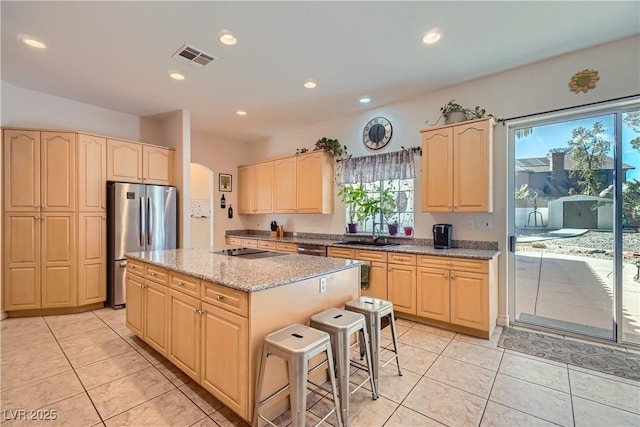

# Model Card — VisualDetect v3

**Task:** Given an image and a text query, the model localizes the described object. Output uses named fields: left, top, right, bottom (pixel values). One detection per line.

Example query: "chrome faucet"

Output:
left=372, top=222, right=382, bottom=242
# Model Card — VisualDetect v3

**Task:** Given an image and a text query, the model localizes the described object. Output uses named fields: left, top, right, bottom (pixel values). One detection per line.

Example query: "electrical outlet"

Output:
left=477, top=220, right=491, bottom=229
left=319, top=277, right=327, bottom=294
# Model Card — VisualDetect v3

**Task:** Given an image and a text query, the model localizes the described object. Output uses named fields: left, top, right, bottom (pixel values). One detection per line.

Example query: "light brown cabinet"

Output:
left=387, top=263, right=416, bottom=315
left=77, top=134, right=107, bottom=212
left=168, top=290, right=202, bottom=382
left=201, top=300, right=248, bottom=416
left=107, top=139, right=173, bottom=184
left=144, top=279, right=170, bottom=354
left=125, top=271, right=145, bottom=337
left=274, top=157, right=296, bottom=213
left=41, top=213, right=77, bottom=308
left=237, top=165, right=255, bottom=214
left=238, top=150, right=334, bottom=215
left=3, top=130, right=76, bottom=212
left=421, top=118, right=493, bottom=212
left=77, top=213, right=106, bottom=305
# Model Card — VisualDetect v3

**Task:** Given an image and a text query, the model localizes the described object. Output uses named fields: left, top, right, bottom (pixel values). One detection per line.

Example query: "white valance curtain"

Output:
left=339, top=150, right=415, bottom=184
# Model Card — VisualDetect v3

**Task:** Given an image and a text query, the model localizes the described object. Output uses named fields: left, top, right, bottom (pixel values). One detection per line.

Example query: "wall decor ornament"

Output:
left=569, top=69, right=599, bottom=93
left=219, top=173, right=232, bottom=192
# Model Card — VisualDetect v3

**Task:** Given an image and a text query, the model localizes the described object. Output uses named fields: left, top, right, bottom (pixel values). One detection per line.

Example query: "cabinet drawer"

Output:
left=202, top=281, right=248, bottom=317
left=417, top=256, right=488, bottom=273
left=388, top=253, right=416, bottom=265
left=170, top=271, right=201, bottom=298
left=241, top=239, right=257, bottom=247
left=354, top=249, right=388, bottom=263
left=327, top=247, right=355, bottom=259
left=257, top=240, right=277, bottom=250
left=276, top=242, right=297, bottom=253
left=126, top=259, right=145, bottom=277
left=146, top=264, right=168, bottom=284
left=226, top=237, right=242, bottom=246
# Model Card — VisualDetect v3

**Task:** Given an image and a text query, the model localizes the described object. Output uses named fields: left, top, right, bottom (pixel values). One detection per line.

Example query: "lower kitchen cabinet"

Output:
left=387, top=264, right=416, bottom=315
left=125, top=273, right=145, bottom=337
left=168, top=290, right=201, bottom=382
left=144, top=280, right=169, bottom=354
left=417, top=267, right=450, bottom=322
left=77, top=213, right=106, bottom=306
left=450, top=271, right=488, bottom=330
left=361, top=261, right=388, bottom=300
left=201, top=301, right=248, bottom=416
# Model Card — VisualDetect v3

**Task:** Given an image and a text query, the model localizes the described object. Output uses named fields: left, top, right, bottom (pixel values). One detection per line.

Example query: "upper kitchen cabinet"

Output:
left=238, top=150, right=334, bottom=215
left=77, top=134, right=107, bottom=211
left=273, top=157, right=296, bottom=213
left=3, top=129, right=76, bottom=212
left=107, top=139, right=143, bottom=183
left=107, top=139, right=174, bottom=185
left=296, top=151, right=334, bottom=214
left=238, top=165, right=256, bottom=214
left=143, top=145, right=174, bottom=185
left=421, top=117, right=494, bottom=212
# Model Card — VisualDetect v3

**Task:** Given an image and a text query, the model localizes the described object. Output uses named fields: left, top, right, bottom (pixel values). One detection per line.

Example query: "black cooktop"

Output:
left=214, top=247, right=287, bottom=259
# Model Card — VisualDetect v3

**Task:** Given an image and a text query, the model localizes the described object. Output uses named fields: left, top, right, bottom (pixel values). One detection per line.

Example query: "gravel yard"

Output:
left=516, top=229, right=640, bottom=262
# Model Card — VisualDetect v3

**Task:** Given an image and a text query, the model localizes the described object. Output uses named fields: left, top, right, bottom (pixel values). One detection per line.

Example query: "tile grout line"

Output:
left=477, top=347, right=506, bottom=426
left=567, top=362, right=577, bottom=427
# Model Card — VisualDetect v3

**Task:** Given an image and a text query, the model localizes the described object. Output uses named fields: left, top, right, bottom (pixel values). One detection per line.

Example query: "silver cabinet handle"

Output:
left=443, top=274, right=448, bottom=279
left=150, top=271, right=156, bottom=277
left=40, top=204, right=45, bottom=208
left=450, top=276, right=455, bottom=280
left=216, top=295, right=223, bottom=301
left=34, top=216, right=39, bottom=220
left=178, top=281, right=184, bottom=287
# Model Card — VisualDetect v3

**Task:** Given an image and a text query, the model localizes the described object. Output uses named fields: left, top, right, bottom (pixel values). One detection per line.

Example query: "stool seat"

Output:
left=253, top=324, right=342, bottom=427
left=310, top=307, right=367, bottom=331
left=345, top=297, right=402, bottom=396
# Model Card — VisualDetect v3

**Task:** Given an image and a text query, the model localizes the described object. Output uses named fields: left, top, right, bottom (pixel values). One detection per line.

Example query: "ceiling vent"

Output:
left=171, top=44, right=215, bottom=67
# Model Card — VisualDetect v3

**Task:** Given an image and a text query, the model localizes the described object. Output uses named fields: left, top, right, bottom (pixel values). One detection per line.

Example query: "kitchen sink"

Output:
left=336, top=240, right=400, bottom=247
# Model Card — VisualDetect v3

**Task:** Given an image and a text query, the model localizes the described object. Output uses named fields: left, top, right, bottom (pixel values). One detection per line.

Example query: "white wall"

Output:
left=238, top=35, right=640, bottom=324
left=1, top=81, right=164, bottom=143
left=190, top=163, right=213, bottom=248
left=190, top=130, right=251, bottom=248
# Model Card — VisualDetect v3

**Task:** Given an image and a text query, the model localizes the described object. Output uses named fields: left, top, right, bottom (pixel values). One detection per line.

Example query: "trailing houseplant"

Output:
left=314, top=137, right=348, bottom=158
left=430, top=99, right=496, bottom=125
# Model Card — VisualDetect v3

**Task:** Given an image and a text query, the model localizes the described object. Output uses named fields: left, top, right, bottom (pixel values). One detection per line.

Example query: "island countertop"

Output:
left=125, top=248, right=362, bottom=293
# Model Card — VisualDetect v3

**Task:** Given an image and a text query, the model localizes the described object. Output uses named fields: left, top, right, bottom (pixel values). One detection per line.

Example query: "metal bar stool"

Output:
left=252, top=324, right=342, bottom=427
left=344, top=297, right=403, bottom=396
left=310, top=308, right=377, bottom=427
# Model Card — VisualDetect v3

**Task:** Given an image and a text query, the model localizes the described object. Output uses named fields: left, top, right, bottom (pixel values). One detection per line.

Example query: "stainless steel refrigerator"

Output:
left=107, top=182, right=177, bottom=308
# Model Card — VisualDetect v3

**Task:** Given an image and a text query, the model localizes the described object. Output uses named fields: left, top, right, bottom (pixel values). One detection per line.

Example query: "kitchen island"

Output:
left=124, top=248, right=361, bottom=423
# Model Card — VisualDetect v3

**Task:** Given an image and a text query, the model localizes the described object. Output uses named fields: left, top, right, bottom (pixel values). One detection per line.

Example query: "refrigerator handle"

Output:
left=139, top=197, right=144, bottom=246
left=147, top=196, right=152, bottom=246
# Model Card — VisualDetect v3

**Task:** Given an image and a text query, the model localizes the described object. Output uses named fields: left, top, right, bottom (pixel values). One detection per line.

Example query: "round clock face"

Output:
left=363, top=117, right=392, bottom=150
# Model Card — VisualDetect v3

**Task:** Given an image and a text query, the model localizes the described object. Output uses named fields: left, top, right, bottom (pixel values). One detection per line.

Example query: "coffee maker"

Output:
left=433, top=224, right=453, bottom=249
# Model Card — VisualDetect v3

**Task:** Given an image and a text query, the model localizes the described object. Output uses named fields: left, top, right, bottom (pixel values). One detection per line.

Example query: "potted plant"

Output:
left=338, top=183, right=370, bottom=233
left=378, top=181, right=398, bottom=235
left=402, top=213, right=414, bottom=236
left=438, top=99, right=494, bottom=125
left=315, top=137, right=348, bottom=158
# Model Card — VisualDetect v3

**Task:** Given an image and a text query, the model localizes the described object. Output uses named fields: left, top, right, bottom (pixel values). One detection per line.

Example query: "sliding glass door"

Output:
left=510, top=103, right=640, bottom=345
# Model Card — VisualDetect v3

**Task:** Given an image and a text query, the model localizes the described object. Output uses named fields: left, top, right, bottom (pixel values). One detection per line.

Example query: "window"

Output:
left=339, top=149, right=416, bottom=236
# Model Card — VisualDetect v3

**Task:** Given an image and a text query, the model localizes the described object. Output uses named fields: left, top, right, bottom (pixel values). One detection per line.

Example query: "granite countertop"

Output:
left=228, top=234, right=500, bottom=260
left=126, top=248, right=363, bottom=293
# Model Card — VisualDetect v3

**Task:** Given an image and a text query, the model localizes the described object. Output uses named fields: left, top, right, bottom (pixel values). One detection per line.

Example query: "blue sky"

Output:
left=515, top=112, right=640, bottom=181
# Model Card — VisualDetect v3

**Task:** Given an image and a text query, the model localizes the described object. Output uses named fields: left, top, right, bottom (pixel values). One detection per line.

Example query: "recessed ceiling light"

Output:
left=304, top=79, right=317, bottom=89
left=422, top=30, right=441, bottom=44
left=359, top=97, right=371, bottom=104
left=22, top=37, right=46, bottom=49
left=218, top=30, right=237, bottom=46
left=169, top=72, right=185, bottom=80
left=236, top=110, right=247, bottom=116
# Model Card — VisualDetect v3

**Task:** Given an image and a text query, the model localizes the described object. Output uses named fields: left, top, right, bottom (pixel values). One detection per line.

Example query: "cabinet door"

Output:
left=296, top=151, right=333, bottom=214
left=387, top=264, right=416, bottom=315
left=143, top=146, right=173, bottom=185
left=201, top=301, right=248, bottom=419
left=78, top=213, right=106, bottom=305
left=361, top=261, right=388, bottom=300
left=145, top=280, right=169, bottom=355
left=41, top=213, right=76, bottom=308
left=77, top=134, right=107, bottom=211
left=3, top=129, right=40, bottom=212
left=107, top=139, right=143, bottom=183
left=125, top=272, right=145, bottom=336
left=237, top=165, right=255, bottom=214
left=168, top=290, right=201, bottom=381
left=450, top=271, right=489, bottom=331
left=421, top=127, right=453, bottom=212
left=453, top=120, right=492, bottom=212
left=274, top=157, right=296, bottom=213
left=254, top=161, right=274, bottom=213
left=416, top=267, right=450, bottom=322
left=41, top=132, right=76, bottom=211
left=3, top=213, right=40, bottom=310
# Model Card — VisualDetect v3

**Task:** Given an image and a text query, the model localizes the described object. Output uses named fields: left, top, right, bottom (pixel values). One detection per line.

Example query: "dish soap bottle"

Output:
left=228, top=204, right=233, bottom=219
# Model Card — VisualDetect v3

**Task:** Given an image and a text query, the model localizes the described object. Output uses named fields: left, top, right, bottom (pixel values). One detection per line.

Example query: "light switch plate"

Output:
left=319, top=277, right=327, bottom=294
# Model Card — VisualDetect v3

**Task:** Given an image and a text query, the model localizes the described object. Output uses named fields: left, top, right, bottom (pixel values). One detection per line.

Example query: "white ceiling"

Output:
left=2, top=1, right=639, bottom=143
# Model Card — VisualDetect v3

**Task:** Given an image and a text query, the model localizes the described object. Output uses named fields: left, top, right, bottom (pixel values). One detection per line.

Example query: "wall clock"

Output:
left=363, top=117, right=392, bottom=150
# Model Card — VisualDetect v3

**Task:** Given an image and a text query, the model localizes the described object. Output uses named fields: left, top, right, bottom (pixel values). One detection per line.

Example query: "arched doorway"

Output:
left=190, top=163, right=214, bottom=248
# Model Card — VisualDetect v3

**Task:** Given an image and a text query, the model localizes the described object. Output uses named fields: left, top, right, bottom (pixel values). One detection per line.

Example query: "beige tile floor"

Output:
left=1, top=309, right=639, bottom=426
